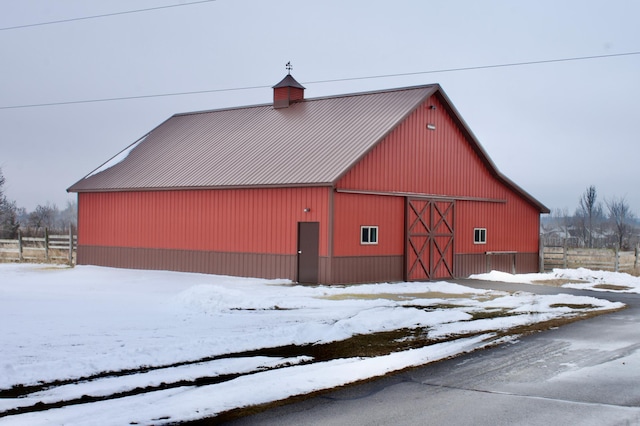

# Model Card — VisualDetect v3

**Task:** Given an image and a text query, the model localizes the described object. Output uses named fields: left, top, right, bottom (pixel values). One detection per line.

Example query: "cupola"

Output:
left=273, top=62, right=305, bottom=109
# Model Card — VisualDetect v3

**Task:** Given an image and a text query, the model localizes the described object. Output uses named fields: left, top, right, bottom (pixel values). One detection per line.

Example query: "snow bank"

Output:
left=470, top=268, right=640, bottom=293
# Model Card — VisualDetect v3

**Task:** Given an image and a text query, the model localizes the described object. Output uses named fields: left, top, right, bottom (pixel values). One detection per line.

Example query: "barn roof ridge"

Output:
left=328, top=84, right=439, bottom=184
left=172, top=83, right=440, bottom=118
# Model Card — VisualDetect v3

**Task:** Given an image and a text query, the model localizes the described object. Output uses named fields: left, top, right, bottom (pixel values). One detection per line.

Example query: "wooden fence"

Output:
left=541, top=244, right=639, bottom=273
left=0, top=228, right=76, bottom=265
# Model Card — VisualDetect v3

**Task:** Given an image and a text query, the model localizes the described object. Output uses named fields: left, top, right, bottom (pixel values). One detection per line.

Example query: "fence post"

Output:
left=614, top=246, right=619, bottom=272
left=18, top=230, right=23, bottom=262
left=563, top=238, right=568, bottom=269
left=635, top=244, right=638, bottom=270
left=68, top=225, right=73, bottom=265
left=44, top=227, right=49, bottom=262
left=539, top=238, right=544, bottom=272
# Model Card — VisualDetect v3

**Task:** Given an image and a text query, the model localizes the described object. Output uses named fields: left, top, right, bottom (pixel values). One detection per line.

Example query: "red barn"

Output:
left=68, top=74, right=549, bottom=284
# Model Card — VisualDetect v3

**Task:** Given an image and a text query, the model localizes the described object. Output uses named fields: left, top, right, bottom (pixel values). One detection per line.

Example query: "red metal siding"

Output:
left=337, top=95, right=506, bottom=200
left=455, top=190, right=540, bottom=253
left=274, top=87, right=304, bottom=102
left=333, top=192, right=404, bottom=257
left=78, top=187, right=330, bottom=256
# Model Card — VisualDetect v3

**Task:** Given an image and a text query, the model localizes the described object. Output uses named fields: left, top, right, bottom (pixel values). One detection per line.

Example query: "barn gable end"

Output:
left=331, top=93, right=545, bottom=282
left=337, top=94, right=505, bottom=198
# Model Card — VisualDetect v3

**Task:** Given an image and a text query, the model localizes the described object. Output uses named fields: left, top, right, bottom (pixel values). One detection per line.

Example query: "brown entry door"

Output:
left=297, top=222, right=319, bottom=284
left=406, top=199, right=455, bottom=281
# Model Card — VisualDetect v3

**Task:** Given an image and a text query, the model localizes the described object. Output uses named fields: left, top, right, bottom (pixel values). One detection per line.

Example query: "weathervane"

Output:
left=285, top=61, right=292, bottom=75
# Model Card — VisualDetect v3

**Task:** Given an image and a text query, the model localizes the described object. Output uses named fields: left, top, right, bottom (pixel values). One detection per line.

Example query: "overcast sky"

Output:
left=1, top=0, right=639, bottom=215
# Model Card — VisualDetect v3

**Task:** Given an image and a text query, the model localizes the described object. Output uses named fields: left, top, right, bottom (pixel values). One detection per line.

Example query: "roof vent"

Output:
left=273, top=62, right=305, bottom=109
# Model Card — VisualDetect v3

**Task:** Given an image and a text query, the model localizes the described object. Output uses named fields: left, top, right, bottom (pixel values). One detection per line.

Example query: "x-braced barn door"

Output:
left=406, top=198, right=455, bottom=281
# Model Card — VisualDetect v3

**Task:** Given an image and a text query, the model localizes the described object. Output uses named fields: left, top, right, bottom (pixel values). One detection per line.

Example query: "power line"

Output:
left=305, top=51, right=640, bottom=85
left=0, top=0, right=217, bottom=31
left=1, top=51, right=638, bottom=110
left=0, top=85, right=271, bottom=110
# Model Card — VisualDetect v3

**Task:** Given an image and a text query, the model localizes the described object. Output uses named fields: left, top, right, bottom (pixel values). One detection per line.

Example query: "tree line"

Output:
left=0, top=168, right=77, bottom=239
left=542, top=185, right=639, bottom=250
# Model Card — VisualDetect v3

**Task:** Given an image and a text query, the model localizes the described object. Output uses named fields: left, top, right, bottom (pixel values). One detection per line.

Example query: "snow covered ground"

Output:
left=0, top=264, right=626, bottom=425
left=471, top=267, right=640, bottom=293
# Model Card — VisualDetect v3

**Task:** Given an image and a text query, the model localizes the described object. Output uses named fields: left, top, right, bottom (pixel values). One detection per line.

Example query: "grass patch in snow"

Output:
left=468, top=308, right=517, bottom=320
left=307, top=328, right=434, bottom=359
left=531, top=278, right=587, bottom=286
left=321, top=292, right=478, bottom=301
left=592, top=284, right=633, bottom=291
left=549, top=303, right=598, bottom=310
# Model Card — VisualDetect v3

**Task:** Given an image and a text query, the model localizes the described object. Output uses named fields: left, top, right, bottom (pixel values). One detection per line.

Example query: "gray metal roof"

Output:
left=67, top=83, right=548, bottom=213
left=68, top=85, right=438, bottom=192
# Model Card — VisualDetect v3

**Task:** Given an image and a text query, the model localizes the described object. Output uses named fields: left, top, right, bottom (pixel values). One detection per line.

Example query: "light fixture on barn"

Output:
left=303, top=208, right=311, bottom=213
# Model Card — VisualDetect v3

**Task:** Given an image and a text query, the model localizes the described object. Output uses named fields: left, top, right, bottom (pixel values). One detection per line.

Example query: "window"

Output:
left=361, top=226, right=378, bottom=245
left=474, top=228, right=487, bottom=244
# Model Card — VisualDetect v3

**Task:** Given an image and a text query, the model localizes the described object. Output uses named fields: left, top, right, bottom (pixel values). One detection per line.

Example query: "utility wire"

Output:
left=0, top=85, right=270, bottom=110
left=1, top=51, right=639, bottom=110
left=304, top=51, right=640, bottom=85
left=0, top=0, right=217, bottom=31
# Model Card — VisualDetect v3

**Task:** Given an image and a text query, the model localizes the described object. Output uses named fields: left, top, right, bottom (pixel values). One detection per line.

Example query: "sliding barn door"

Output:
left=406, top=198, right=455, bottom=281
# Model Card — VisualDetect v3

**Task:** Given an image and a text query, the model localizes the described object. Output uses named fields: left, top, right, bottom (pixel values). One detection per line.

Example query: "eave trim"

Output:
left=69, top=182, right=334, bottom=193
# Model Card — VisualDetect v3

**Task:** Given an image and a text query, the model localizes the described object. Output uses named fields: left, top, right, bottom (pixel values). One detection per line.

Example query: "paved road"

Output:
left=226, top=281, right=640, bottom=425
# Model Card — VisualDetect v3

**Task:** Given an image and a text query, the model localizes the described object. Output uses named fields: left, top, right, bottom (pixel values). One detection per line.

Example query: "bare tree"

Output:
left=605, top=196, right=635, bottom=250
left=576, top=185, right=602, bottom=248
left=28, top=203, right=59, bottom=235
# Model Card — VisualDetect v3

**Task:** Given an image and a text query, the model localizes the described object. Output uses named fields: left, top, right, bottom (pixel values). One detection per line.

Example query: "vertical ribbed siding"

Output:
left=331, top=256, right=404, bottom=284
left=274, top=87, right=304, bottom=102
left=78, top=187, right=330, bottom=256
left=77, top=246, right=298, bottom=280
left=455, top=191, right=540, bottom=253
left=454, top=254, right=487, bottom=276
left=336, top=95, right=506, bottom=200
left=454, top=252, right=539, bottom=277
left=332, top=192, right=405, bottom=257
